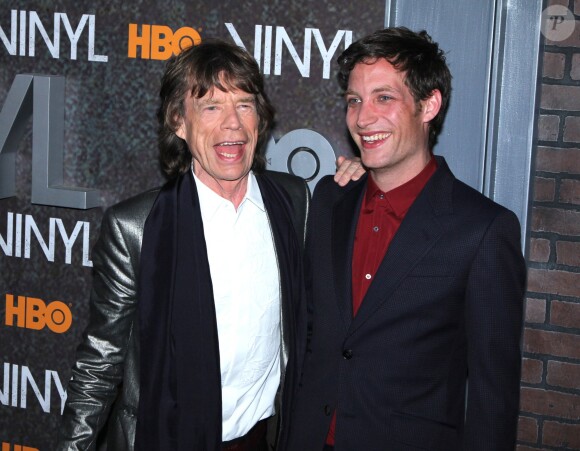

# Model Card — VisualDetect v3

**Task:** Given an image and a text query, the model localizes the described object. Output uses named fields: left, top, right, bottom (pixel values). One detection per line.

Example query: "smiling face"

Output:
left=176, top=85, right=259, bottom=196
left=345, top=58, right=441, bottom=192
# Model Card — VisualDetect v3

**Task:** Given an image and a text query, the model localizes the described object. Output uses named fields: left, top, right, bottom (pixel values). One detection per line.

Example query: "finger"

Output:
left=334, top=156, right=351, bottom=184
left=335, top=160, right=358, bottom=186
left=351, top=161, right=365, bottom=181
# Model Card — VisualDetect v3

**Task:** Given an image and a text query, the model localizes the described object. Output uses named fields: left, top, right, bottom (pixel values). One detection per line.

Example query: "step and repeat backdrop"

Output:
left=0, top=1, right=385, bottom=449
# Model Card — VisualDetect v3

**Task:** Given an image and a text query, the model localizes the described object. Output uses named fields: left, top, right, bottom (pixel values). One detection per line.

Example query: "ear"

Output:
left=421, top=89, right=442, bottom=124
left=175, top=114, right=186, bottom=140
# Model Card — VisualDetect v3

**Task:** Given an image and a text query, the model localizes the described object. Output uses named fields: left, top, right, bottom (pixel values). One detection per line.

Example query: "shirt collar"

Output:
left=244, top=172, right=266, bottom=211
left=364, top=156, right=437, bottom=218
left=192, top=169, right=265, bottom=217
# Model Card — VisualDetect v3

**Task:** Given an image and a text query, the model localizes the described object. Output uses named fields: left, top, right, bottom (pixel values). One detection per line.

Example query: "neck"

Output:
left=192, top=164, right=250, bottom=210
left=370, top=152, right=432, bottom=193
left=194, top=171, right=249, bottom=210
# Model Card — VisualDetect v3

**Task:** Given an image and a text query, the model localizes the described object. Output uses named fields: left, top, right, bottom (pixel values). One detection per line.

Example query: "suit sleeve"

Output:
left=57, top=207, right=138, bottom=451
left=464, top=209, right=526, bottom=450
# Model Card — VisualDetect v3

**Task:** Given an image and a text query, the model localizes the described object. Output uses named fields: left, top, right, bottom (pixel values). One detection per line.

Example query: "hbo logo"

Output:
left=265, top=129, right=337, bottom=191
left=128, top=24, right=202, bottom=60
left=5, top=294, right=72, bottom=333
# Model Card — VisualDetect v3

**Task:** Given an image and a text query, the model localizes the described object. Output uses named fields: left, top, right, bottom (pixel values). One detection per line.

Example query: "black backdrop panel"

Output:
left=0, top=1, right=385, bottom=449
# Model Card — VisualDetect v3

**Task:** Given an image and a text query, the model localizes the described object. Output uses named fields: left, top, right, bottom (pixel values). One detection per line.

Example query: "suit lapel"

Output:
left=256, top=173, right=301, bottom=363
left=348, top=158, right=454, bottom=335
left=331, top=176, right=367, bottom=331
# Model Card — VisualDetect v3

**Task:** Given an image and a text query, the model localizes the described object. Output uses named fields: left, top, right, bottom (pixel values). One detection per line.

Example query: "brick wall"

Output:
left=517, top=1, right=580, bottom=449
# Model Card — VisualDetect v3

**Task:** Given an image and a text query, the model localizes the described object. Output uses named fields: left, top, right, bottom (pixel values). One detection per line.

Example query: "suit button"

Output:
left=324, top=405, right=332, bottom=416
left=343, top=349, right=353, bottom=360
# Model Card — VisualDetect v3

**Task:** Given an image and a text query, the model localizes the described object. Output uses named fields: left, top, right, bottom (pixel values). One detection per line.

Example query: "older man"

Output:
left=58, top=39, right=314, bottom=451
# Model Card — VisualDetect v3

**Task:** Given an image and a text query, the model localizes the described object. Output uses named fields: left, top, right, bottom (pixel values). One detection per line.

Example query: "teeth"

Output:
left=362, top=133, right=390, bottom=143
left=216, top=141, right=244, bottom=158
left=219, top=141, right=244, bottom=146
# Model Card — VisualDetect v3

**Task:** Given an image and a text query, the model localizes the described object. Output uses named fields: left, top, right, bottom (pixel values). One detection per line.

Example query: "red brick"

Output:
left=519, top=387, right=580, bottom=419
left=525, top=297, right=547, bottom=323
left=551, top=300, right=580, bottom=328
left=564, top=116, right=580, bottom=142
left=547, top=360, right=580, bottom=389
left=531, top=207, right=580, bottom=236
left=536, top=147, right=580, bottom=174
left=544, top=52, right=565, bottom=79
left=517, top=415, right=538, bottom=443
left=572, top=53, right=580, bottom=80
left=556, top=240, right=580, bottom=266
left=533, top=177, right=556, bottom=202
left=516, top=446, right=549, bottom=451
left=523, top=328, right=580, bottom=359
left=538, top=115, right=560, bottom=141
left=521, top=357, right=544, bottom=384
left=576, top=0, right=580, bottom=14
left=559, top=178, right=580, bottom=204
left=543, top=420, right=580, bottom=448
left=529, top=238, right=551, bottom=263
left=541, top=85, right=580, bottom=110
left=527, top=268, right=580, bottom=298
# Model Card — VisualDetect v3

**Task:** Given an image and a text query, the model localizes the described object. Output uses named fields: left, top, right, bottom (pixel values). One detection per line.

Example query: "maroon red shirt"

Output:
left=326, top=156, right=437, bottom=445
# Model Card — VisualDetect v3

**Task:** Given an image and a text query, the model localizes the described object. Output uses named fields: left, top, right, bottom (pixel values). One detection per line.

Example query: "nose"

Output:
left=356, top=102, right=377, bottom=129
left=222, top=104, right=242, bottom=130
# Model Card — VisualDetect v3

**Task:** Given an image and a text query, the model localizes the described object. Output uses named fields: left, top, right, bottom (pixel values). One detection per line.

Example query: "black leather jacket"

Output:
left=57, top=171, right=309, bottom=451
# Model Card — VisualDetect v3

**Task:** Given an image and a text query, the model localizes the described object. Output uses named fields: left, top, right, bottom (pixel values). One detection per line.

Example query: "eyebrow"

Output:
left=198, top=98, right=221, bottom=106
left=344, top=85, right=397, bottom=97
left=197, top=95, right=256, bottom=106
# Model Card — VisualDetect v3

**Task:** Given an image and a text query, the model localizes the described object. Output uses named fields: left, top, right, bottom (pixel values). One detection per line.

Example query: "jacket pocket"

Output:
left=390, top=411, right=459, bottom=451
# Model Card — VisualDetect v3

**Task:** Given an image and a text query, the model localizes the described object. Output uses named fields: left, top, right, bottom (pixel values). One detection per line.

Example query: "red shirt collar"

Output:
left=364, top=156, right=438, bottom=217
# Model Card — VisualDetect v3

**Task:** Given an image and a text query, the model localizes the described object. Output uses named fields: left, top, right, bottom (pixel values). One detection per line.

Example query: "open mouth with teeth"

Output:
left=361, top=133, right=391, bottom=144
left=215, top=141, right=245, bottom=158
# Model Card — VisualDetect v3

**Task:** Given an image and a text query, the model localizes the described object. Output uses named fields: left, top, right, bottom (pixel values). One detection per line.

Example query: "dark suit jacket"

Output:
left=287, top=156, right=526, bottom=451
left=58, top=170, right=309, bottom=451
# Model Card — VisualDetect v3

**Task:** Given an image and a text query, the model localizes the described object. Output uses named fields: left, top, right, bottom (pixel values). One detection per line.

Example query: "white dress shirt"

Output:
left=194, top=172, right=281, bottom=441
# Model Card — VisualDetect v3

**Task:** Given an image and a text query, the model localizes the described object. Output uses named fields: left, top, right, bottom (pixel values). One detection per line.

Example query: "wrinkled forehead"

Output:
left=189, top=70, right=254, bottom=99
left=188, top=87, right=255, bottom=107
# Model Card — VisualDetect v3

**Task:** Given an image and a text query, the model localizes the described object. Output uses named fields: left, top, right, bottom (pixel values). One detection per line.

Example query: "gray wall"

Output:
left=386, top=0, right=542, bottom=250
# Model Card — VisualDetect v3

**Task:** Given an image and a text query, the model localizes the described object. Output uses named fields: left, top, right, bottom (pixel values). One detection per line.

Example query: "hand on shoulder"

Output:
left=334, top=155, right=365, bottom=186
